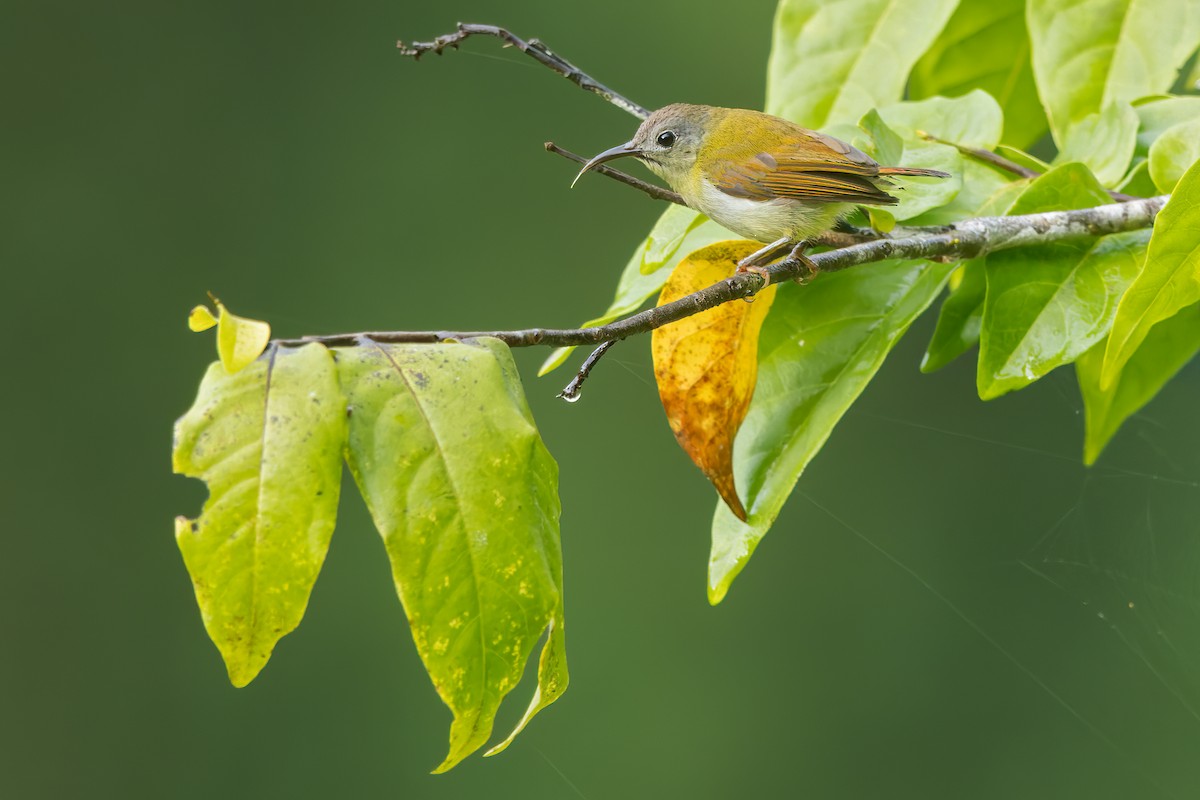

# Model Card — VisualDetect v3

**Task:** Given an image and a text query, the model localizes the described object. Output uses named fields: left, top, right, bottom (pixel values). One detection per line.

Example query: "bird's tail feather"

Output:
left=877, top=166, right=951, bottom=178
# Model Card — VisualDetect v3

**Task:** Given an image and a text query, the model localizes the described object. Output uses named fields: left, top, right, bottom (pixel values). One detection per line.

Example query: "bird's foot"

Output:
left=735, top=263, right=773, bottom=299
left=789, top=243, right=819, bottom=284
left=736, top=237, right=793, bottom=270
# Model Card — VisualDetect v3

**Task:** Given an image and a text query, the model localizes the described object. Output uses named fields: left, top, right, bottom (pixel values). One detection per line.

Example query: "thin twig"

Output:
left=917, top=130, right=1140, bottom=201
left=918, top=130, right=1041, bottom=180
left=545, top=142, right=683, bottom=204
left=398, top=23, right=649, bottom=120
left=276, top=196, right=1167, bottom=350
left=557, top=341, right=618, bottom=401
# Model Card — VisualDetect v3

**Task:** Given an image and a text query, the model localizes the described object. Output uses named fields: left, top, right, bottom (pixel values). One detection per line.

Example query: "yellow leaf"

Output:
left=188, top=304, right=219, bottom=332
left=652, top=241, right=777, bottom=521
left=215, top=300, right=271, bottom=374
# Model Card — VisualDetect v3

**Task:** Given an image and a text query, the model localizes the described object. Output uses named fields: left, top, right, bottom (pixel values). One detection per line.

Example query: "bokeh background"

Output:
left=5, top=1, right=1200, bottom=798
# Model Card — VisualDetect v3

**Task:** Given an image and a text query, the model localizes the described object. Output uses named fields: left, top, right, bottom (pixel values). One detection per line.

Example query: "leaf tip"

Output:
left=712, top=474, right=748, bottom=522
left=538, top=347, right=573, bottom=377
left=225, top=658, right=265, bottom=689
left=706, top=583, right=727, bottom=606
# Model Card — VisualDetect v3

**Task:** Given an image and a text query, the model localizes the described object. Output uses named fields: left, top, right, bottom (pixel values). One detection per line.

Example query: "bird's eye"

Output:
left=656, top=130, right=677, bottom=148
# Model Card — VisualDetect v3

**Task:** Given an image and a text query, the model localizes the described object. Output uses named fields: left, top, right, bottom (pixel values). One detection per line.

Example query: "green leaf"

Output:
left=766, top=0, right=960, bottom=128
left=1117, top=159, right=1158, bottom=197
left=908, top=158, right=1023, bottom=226
left=1078, top=303, right=1200, bottom=464
left=339, top=338, right=564, bottom=772
left=1055, top=101, right=1140, bottom=187
left=1148, top=117, right=1200, bottom=192
left=977, top=163, right=1144, bottom=399
left=1103, top=159, right=1200, bottom=387
left=883, top=141, right=963, bottom=221
left=921, top=259, right=986, bottom=372
left=859, top=109, right=903, bottom=166
left=1028, top=0, right=1200, bottom=146
left=1134, top=95, right=1200, bottom=156
left=864, top=92, right=1016, bottom=220
left=879, top=90, right=1005, bottom=149
left=708, top=259, right=955, bottom=603
left=909, top=0, right=1048, bottom=147
left=173, top=343, right=347, bottom=687
left=538, top=208, right=737, bottom=375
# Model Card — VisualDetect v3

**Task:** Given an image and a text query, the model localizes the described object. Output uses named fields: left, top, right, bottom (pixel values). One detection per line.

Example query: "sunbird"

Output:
left=575, top=103, right=949, bottom=282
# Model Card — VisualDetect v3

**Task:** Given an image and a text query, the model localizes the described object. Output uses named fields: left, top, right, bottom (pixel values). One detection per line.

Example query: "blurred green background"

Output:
left=5, top=1, right=1200, bottom=797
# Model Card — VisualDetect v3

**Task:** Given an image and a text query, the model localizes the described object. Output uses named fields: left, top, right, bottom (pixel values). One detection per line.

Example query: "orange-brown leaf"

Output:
left=652, top=241, right=777, bottom=521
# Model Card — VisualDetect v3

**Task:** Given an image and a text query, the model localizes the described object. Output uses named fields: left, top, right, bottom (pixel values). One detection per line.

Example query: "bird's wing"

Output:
left=711, top=129, right=899, bottom=206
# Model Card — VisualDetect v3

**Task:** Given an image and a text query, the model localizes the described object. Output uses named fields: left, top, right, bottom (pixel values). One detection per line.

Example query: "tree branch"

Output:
left=397, top=23, right=649, bottom=120
left=278, top=196, right=1168, bottom=350
left=557, top=341, right=618, bottom=401
left=544, top=142, right=683, bottom=204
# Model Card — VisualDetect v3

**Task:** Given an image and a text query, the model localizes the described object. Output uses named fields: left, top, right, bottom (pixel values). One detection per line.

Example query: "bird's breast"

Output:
left=689, top=179, right=846, bottom=243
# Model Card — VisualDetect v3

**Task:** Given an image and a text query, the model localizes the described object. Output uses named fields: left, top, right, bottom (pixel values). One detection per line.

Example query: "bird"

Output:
left=573, top=103, right=949, bottom=285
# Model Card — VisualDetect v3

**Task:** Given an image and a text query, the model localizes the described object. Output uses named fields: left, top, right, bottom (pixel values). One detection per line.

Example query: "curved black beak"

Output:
left=571, top=141, right=641, bottom=187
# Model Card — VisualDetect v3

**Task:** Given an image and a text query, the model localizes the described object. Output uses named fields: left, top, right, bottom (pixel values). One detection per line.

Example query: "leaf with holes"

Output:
left=340, top=337, right=564, bottom=773
left=653, top=241, right=778, bottom=521
left=173, top=343, right=347, bottom=687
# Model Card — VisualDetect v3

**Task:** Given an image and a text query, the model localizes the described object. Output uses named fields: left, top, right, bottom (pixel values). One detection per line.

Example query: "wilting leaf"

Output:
left=186, top=297, right=272, bottom=373
left=652, top=241, right=778, bottom=521
left=1077, top=303, right=1200, bottom=464
left=909, top=0, right=1048, bottom=147
left=188, top=304, right=218, bottom=332
left=173, top=343, right=346, bottom=687
left=709, top=259, right=954, bottom=603
left=1055, top=101, right=1140, bottom=187
left=766, top=0, right=959, bottom=128
left=978, top=164, right=1144, bottom=399
left=921, top=259, right=986, bottom=372
left=1103, top=159, right=1200, bottom=387
left=1027, top=0, right=1200, bottom=146
left=339, top=338, right=564, bottom=772
left=1149, top=117, right=1200, bottom=192
left=539, top=208, right=737, bottom=375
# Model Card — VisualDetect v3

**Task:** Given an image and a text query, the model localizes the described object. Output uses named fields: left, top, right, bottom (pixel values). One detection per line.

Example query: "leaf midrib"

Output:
left=370, top=341, right=494, bottom=746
